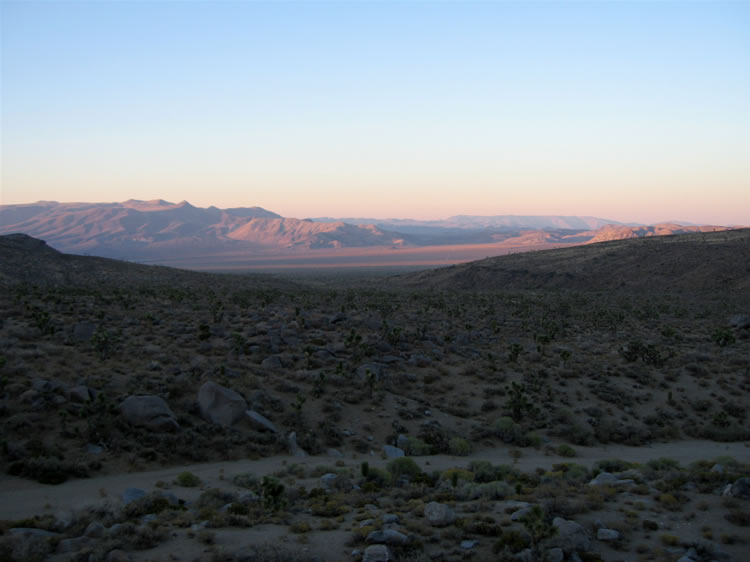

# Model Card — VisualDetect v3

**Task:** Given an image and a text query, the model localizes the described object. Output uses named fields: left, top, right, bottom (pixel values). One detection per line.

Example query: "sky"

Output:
left=1, top=1, right=749, bottom=224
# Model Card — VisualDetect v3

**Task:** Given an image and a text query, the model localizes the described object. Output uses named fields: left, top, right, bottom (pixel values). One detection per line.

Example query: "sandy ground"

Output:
left=2, top=440, right=748, bottom=522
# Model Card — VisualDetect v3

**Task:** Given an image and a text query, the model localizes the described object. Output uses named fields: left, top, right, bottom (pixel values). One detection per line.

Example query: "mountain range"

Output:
left=0, top=199, right=737, bottom=267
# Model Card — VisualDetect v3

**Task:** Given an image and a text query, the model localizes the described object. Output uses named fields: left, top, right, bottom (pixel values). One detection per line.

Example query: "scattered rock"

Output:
left=382, top=445, right=404, bottom=459
left=545, top=547, right=564, bottom=562
left=287, top=431, right=308, bottom=457
left=588, top=472, right=634, bottom=486
left=365, top=529, right=409, bottom=546
left=727, top=477, right=750, bottom=499
left=123, top=487, right=146, bottom=505
left=424, top=501, right=456, bottom=527
left=246, top=410, right=278, bottom=433
left=120, top=395, right=179, bottom=432
left=597, top=528, right=619, bottom=541
left=461, top=539, right=479, bottom=549
left=84, top=521, right=105, bottom=538
left=362, top=544, right=394, bottom=562
left=198, top=381, right=247, bottom=426
left=550, top=517, right=591, bottom=553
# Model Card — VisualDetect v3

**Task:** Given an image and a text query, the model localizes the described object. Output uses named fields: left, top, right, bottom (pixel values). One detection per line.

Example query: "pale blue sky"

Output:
left=1, top=1, right=749, bottom=223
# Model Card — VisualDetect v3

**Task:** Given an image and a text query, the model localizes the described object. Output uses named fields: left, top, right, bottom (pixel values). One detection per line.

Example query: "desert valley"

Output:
left=0, top=226, right=748, bottom=562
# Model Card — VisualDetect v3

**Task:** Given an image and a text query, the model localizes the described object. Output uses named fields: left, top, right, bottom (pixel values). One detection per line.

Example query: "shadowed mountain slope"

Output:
left=0, top=233, right=295, bottom=290
left=395, top=228, right=750, bottom=292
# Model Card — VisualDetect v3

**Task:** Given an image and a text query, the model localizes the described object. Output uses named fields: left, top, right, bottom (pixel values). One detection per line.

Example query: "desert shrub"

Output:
left=458, top=480, right=513, bottom=501
left=647, top=457, right=681, bottom=472
left=387, top=457, right=423, bottom=480
left=493, top=529, right=530, bottom=554
left=290, top=521, right=312, bottom=533
left=441, top=468, right=474, bottom=485
left=557, top=444, right=577, bottom=457
left=725, top=510, right=750, bottom=526
left=469, top=460, right=497, bottom=483
left=8, top=457, right=91, bottom=485
left=404, top=437, right=432, bottom=456
left=660, top=534, right=680, bottom=546
left=175, top=471, right=201, bottom=487
left=448, top=437, right=472, bottom=456
left=364, top=467, right=392, bottom=488
left=232, top=472, right=259, bottom=490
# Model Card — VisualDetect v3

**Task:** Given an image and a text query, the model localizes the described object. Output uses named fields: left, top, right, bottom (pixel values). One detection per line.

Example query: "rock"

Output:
left=261, top=356, right=283, bottom=369
left=551, top=517, right=591, bottom=553
left=123, top=487, right=146, bottom=504
left=588, top=472, right=633, bottom=486
left=84, top=521, right=105, bottom=537
left=382, top=445, right=404, bottom=459
left=396, top=434, right=410, bottom=450
left=511, top=506, right=535, bottom=521
left=357, top=363, right=383, bottom=380
left=120, top=396, right=179, bottom=432
left=320, top=473, right=338, bottom=490
left=424, top=501, right=456, bottom=527
left=87, top=443, right=104, bottom=455
left=728, top=477, right=750, bottom=499
left=365, top=529, right=409, bottom=546
left=362, top=544, right=394, bottom=562
left=513, top=549, right=535, bottom=562
left=105, top=550, right=131, bottom=562
left=382, top=513, right=399, bottom=525
left=327, top=448, right=343, bottom=458
left=246, top=410, right=278, bottom=433
left=461, top=539, right=479, bottom=549
left=57, top=536, right=91, bottom=553
left=729, top=314, right=750, bottom=329
left=72, top=321, right=97, bottom=341
left=287, top=431, right=308, bottom=457
left=9, top=527, right=60, bottom=537
left=198, top=381, right=247, bottom=426
left=545, top=547, right=565, bottom=562
left=360, top=519, right=375, bottom=528
left=711, top=463, right=724, bottom=474
left=597, top=528, right=619, bottom=541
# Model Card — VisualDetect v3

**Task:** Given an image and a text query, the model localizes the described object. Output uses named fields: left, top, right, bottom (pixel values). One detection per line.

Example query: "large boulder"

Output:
left=363, top=545, right=394, bottom=562
left=726, top=477, right=750, bottom=499
left=424, top=501, right=456, bottom=527
left=198, top=381, right=247, bottom=426
left=550, top=517, right=591, bottom=553
left=120, top=396, right=179, bottom=432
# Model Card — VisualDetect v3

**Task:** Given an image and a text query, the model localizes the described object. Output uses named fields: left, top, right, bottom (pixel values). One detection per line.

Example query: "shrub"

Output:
left=448, top=437, right=472, bottom=456
left=175, top=471, right=201, bottom=487
left=232, top=472, right=259, bottom=490
left=404, top=437, right=432, bottom=456
left=387, top=457, right=423, bottom=480
left=557, top=444, right=577, bottom=457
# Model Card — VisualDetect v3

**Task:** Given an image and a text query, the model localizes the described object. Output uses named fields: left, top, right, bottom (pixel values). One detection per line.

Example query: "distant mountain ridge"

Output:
left=0, top=200, right=738, bottom=264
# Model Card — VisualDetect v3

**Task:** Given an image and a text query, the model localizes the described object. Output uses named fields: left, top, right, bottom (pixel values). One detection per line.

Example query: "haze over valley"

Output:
left=0, top=200, right=738, bottom=271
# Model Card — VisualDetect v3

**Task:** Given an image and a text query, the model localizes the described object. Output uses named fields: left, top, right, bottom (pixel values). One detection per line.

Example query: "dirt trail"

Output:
left=2, top=440, right=748, bottom=521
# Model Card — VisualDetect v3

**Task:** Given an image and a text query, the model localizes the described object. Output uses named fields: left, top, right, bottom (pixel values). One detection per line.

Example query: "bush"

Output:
left=175, top=471, right=201, bottom=487
left=232, top=472, right=259, bottom=490
left=595, top=459, right=637, bottom=473
left=557, top=444, right=577, bottom=457
left=448, top=437, right=472, bottom=456
left=387, top=457, right=423, bottom=480
left=404, top=436, right=432, bottom=456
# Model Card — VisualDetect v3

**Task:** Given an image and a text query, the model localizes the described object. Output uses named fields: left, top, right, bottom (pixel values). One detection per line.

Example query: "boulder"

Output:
left=728, top=477, right=750, bottom=499
left=363, top=544, right=394, bottom=562
left=383, top=445, right=404, bottom=459
left=198, top=381, right=247, bottom=426
left=246, top=410, right=278, bottom=433
left=545, top=548, right=565, bottom=562
left=72, top=321, right=97, bottom=341
left=67, top=385, right=95, bottom=403
left=550, top=517, right=591, bottom=553
left=365, top=529, right=409, bottom=546
left=728, top=315, right=750, bottom=329
left=287, top=431, right=308, bottom=457
left=424, top=501, right=456, bottom=527
left=120, top=396, right=179, bottom=432
left=597, top=528, right=619, bottom=541
left=589, top=472, right=634, bottom=486
left=123, top=488, right=146, bottom=505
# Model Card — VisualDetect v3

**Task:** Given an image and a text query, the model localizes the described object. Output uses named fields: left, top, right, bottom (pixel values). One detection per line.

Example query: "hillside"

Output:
left=396, top=228, right=750, bottom=292
left=0, top=232, right=749, bottom=562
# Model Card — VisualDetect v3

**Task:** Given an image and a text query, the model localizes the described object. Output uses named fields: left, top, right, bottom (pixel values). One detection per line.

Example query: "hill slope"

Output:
left=395, top=228, right=750, bottom=292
